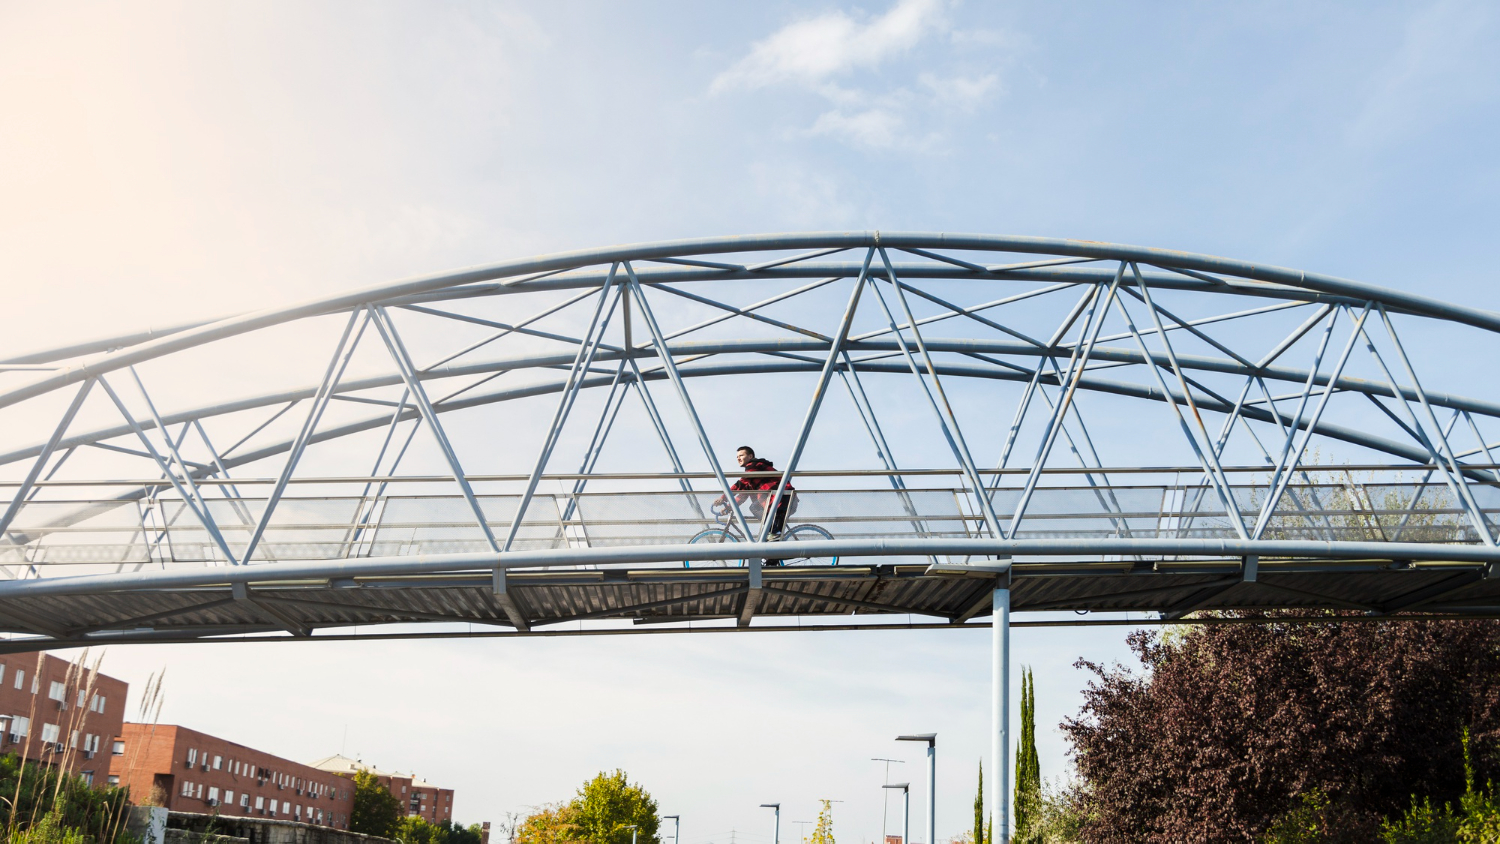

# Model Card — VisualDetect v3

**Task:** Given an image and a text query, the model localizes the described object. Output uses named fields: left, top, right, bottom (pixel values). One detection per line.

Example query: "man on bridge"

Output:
left=713, top=446, right=794, bottom=536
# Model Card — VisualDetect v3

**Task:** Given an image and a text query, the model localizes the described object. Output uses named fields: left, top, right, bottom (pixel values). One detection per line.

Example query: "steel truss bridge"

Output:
left=2, top=231, right=1500, bottom=654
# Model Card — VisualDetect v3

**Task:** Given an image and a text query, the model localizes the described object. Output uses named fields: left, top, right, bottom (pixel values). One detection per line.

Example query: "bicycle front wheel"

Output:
left=779, top=524, right=838, bottom=566
left=685, top=528, right=745, bottom=568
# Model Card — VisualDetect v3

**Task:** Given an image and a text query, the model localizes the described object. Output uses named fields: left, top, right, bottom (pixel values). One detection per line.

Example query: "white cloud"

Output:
left=808, top=107, right=906, bottom=148
left=919, top=71, right=1000, bottom=111
left=710, top=0, right=947, bottom=93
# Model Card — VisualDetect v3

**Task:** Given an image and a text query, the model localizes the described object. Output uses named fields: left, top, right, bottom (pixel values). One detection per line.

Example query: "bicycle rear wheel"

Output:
left=778, top=524, right=838, bottom=566
left=685, top=528, right=745, bottom=568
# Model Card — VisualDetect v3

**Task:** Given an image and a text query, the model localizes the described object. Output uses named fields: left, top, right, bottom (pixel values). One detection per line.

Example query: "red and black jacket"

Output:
left=729, top=458, right=793, bottom=509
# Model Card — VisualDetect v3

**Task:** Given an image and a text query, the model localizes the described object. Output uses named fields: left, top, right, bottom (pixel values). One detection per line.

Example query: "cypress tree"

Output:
left=972, top=762, right=984, bottom=844
left=1013, top=668, right=1042, bottom=841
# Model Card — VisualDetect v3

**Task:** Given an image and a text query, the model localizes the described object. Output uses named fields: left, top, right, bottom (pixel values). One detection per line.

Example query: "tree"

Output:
left=971, top=764, right=985, bottom=844
left=516, top=804, right=579, bottom=844
left=569, top=770, right=659, bottom=844
left=810, top=800, right=835, bottom=844
left=395, top=815, right=488, bottom=844
left=1013, top=668, right=1041, bottom=843
left=1063, top=615, right=1500, bottom=842
left=349, top=770, right=402, bottom=838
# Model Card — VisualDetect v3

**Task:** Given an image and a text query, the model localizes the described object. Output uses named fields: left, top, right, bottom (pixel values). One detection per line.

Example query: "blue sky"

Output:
left=3, top=1, right=1500, bottom=842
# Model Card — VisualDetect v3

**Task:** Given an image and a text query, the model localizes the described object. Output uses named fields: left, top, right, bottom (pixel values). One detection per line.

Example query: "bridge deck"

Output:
left=1, top=472, right=1497, bottom=649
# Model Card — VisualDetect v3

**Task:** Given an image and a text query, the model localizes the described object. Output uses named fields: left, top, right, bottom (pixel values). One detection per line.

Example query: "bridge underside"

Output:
left=3, top=552, right=1497, bottom=652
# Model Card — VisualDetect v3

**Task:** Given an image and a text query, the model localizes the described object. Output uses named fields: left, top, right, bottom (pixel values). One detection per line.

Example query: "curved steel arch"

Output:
left=2, top=231, right=1500, bottom=650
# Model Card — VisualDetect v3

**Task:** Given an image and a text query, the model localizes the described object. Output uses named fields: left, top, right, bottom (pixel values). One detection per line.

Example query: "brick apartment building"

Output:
left=0, top=652, right=128, bottom=787
left=110, top=724, right=355, bottom=829
left=309, top=754, right=455, bottom=825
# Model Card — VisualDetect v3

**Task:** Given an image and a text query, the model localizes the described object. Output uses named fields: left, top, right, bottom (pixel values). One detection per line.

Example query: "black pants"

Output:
left=749, top=501, right=789, bottom=535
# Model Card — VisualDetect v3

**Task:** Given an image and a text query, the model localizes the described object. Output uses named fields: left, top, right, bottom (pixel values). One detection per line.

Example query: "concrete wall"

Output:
left=165, top=811, right=396, bottom=844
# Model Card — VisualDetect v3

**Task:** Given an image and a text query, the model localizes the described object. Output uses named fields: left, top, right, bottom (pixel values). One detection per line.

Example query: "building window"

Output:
left=30, top=676, right=37, bottom=694
left=241, top=794, right=249, bottom=808
left=70, top=730, right=78, bottom=750
left=76, top=689, right=86, bottom=707
left=40, top=723, right=59, bottom=744
left=224, top=790, right=234, bottom=806
left=113, top=740, right=124, bottom=756
left=255, top=797, right=264, bottom=811
left=13, top=670, right=23, bottom=690
left=208, top=787, right=220, bottom=805
left=213, top=755, right=222, bottom=770
left=10, top=717, right=27, bottom=739
left=46, top=682, right=65, bottom=702
left=182, top=781, right=194, bottom=797
left=81, top=771, right=93, bottom=787
left=107, top=775, right=119, bottom=786
left=188, top=748, right=197, bottom=766
left=282, top=802, right=290, bottom=815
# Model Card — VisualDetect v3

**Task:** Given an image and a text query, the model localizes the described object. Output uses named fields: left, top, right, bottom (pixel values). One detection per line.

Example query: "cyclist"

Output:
left=713, top=446, right=794, bottom=537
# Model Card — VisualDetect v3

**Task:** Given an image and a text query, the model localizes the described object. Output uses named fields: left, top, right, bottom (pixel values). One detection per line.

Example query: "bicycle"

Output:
left=685, top=501, right=837, bottom=567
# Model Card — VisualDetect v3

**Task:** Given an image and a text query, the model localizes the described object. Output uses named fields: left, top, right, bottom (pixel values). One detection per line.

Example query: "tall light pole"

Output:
left=872, top=757, right=904, bottom=844
left=759, top=803, right=780, bottom=844
left=622, top=825, right=638, bottom=844
left=896, top=734, right=935, bottom=844
left=882, top=784, right=909, bottom=844
left=663, top=815, right=679, bottom=844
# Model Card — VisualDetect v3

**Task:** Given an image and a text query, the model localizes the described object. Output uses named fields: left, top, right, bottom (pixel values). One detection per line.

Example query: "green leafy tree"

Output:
left=569, top=771, right=658, bottom=844
left=810, top=800, right=835, bottom=844
left=1013, top=668, right=1042, bottom=843
left=349, top=770, right=402, bottom=838
left=444, top=821, right=487, bottom=844
left=516, top=804, right=579, bottom=844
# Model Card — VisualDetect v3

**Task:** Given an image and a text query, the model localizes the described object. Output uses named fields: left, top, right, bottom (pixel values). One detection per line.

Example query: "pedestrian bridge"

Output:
left=2, top=232, right=1499, bottom=648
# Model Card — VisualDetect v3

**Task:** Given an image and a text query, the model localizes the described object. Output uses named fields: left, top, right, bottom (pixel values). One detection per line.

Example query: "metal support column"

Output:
left=992, top=583, right=1011, bottom=844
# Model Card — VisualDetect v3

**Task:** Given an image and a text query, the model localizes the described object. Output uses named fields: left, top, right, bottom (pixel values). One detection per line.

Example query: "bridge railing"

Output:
left=0, top=467, right=1491, bottom=571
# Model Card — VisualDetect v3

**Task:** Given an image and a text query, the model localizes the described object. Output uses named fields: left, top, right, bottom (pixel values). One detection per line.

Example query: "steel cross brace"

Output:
left=619, top=262, right=761, bottom=625
left=370, top=305, right=532, bottom=631
left=0, top=379, right=92, bottom=539
left=871, top=248, right=1005, bottom=539
left=1251, top=309, right=1340, bottom=533
left=756, top=250, right=872, bottom=543
left=837, top=353, right=929, bottom=538
left=1110, top=294, right=1248, bottom=539
left=1130, top=266, right=1250, bottom=539
left=97, top=375, right=240, bottom=565
left=1011, top=268, right=1123, bottom=533
left=240, top=309, right=366, bottom=564
left=503, top=268, right=621, bottom=551
left=1252, top=304, right=1373, bottom=540
left=1377, top=305, right=1497, bottom=546
left=1357, top=330, right=1491, bottom=541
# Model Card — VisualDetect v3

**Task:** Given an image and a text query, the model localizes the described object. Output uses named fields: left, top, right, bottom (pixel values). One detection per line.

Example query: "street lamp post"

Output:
left=663, top=815, right=679, bottom=844
left=622, top=825, right=637, bottom=844
left=882, top=784, right=909, bottom=844
left=896, top=734, right=936, bottom=844
left=760, top=804, right=780, bottom=844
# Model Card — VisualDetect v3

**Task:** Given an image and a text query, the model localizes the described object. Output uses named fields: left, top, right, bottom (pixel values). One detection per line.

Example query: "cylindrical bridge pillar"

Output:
left=991, top=584, right=1011, bottom=844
